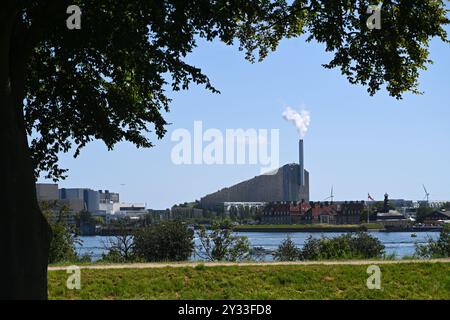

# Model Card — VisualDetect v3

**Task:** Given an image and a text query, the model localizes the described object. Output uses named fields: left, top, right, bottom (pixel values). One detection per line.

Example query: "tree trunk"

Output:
left=0, top=9, right=51, bottom=300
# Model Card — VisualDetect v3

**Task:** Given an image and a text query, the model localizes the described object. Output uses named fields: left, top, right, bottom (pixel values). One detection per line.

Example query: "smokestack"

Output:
left=299, top=139, right=304, bottom=187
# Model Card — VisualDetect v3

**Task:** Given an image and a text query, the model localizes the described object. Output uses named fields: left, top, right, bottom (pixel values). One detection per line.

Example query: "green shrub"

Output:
left=300, top=232, right=385, bottom=260
left=48, top=221, right=79, bottom=263
left=415, top=225, right=450, bottom=258
left=133, top=221, right=194, bottom=262
left=100, top=248, right=127, bottom=263
left=196, top=220, right=251, bottom=261
left=41, top=201, right=81, bottom=264
left=273, top=236, right=301, bottom=261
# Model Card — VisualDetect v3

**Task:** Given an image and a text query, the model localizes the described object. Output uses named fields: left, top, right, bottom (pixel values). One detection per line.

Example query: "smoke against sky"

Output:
left=282, top=106, right=311, bottom=138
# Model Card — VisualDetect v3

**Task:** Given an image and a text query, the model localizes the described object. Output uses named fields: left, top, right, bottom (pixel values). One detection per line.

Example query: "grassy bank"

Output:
left=48, top=261, right=449, bottom=299
left=233, top=223, right=384, bottom=232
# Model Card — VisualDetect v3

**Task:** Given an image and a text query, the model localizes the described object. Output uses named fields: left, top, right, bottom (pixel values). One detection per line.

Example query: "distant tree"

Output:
left=101, top=233, right=136, bottom=263
left=93, top=216, right=105, bottom=226
left=416, top=207, right=434, bottom=223
left=243, top=206, right=252, bottom=221
left=360, top=208, right=377, bottom=223
left=442, top=202, right=450, bottom=210
left=273, top=236, right=301, bottom=261
left=134, top=221, right=194, bottom=262
left=196, top=220, right=251, bottom=261
left=193, top=200, right=202, bottom=209
left=371, top=201, right=396, bottom=213
left=76, top=210, right=95, bottom=226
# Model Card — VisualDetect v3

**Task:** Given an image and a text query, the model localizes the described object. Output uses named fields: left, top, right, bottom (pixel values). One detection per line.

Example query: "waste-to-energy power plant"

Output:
left=200, top=139, right=310, bottom=209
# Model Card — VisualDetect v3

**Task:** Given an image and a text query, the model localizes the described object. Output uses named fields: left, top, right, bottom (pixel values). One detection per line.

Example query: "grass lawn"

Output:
left=48, top=262, right=450, bottom=300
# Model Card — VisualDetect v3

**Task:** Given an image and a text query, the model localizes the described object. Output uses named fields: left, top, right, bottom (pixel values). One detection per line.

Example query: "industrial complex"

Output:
left=201, top=139, right=310, bottom=209
left=36, top=138, right=450, bottom=232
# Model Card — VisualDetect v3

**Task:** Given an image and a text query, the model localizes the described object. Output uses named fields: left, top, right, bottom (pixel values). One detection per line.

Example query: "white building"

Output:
left=114, top=203, right=147, bottom=218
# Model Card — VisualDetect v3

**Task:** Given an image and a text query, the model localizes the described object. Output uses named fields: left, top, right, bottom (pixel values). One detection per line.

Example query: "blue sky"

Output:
left=38, top=33, right=450, bottom=209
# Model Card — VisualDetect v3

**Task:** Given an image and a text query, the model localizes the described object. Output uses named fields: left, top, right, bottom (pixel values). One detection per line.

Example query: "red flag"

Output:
left=367, top=193, right=374, bottom=201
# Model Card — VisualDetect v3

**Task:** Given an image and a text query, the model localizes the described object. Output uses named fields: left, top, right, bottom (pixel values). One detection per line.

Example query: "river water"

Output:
left=77, top=231, right=439, bottom=261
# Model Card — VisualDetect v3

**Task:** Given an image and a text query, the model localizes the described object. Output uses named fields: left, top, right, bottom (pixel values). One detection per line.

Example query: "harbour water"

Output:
left=77, top=231, right=439, bottom=261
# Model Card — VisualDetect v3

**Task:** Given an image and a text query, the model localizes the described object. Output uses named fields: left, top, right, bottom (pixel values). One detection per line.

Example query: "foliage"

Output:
left=360, top=209, right=378, bottom=223
left=1, top=1, right=446, bottom=180
left=101, top=232, right=136, bottom=263
left=47, top=220, right=79, bottom=264
left=196, top=220, right=252, bottom=261
left=370, top=201, right=396, bottom=212
left=93, top=216, right=105, bottom=226
left=415, top=225, right=450, bottom=259
left=416, top=207, right=434, bottom=223
left=133, top=221, right=194, bottom=262
left=249, top=246, right=267, bottom=262
left=75, top=210, right=96, bottom=226
left=299, top=232, right=385, bottom=260
left=273, top=236, right=302, bottom=261
left=41, top=201, right=82, bottom=263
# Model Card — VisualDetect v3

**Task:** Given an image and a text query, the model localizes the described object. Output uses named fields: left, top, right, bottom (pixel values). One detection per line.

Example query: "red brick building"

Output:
left=261, top=200, right=364, bottom=225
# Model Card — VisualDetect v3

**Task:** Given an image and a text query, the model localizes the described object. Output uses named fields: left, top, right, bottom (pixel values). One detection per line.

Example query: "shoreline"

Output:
left=90, top=225, right=442, bottom=236
left=232, top=226, right=441, bottom=233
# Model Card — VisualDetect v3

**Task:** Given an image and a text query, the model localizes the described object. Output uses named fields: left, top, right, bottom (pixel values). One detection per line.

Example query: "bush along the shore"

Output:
left=196, top=220, right=252, bottom=262
left=100, top=232, right=136, bottom=263
left=133, top=221, right=194, bottom=262
left=42, top=201, right=91, bottom=264
left=273, top=236, right=302, bottom=261
left=98, top=221, right=195, bottom=263
left=273, top=232, right=385, bottom=261
left=415, top=224, right=450, bottom=259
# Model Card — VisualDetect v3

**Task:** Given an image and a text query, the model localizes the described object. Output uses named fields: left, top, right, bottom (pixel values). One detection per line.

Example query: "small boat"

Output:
left=411, top=233, right=417, bottom=238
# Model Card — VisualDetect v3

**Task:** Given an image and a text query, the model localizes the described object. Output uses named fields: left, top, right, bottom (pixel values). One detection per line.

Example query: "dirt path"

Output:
left=48, top=258, right=450, bottom=271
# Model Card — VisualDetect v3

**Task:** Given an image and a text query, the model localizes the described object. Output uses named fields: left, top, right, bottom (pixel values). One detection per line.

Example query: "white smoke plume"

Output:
left=282, top=107, right=311, bottom=138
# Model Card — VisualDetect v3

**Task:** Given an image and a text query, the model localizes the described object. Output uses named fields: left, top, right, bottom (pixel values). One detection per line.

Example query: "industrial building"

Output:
left=99, top=190, right=120, bottom=204
left=36, top=184, right=142, bottom=223
left=36, top=183, right=59, bottom=202
left=59, top=187, right=100, bottom=213
left=200, top=139, right=310, bottom=209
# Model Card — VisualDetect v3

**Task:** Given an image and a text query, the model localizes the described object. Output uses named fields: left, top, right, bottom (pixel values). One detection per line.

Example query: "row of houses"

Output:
left=260, top=201, right=366, bottom=225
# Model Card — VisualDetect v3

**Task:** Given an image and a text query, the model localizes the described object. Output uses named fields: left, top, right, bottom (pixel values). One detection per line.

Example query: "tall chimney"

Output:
left=299, top=139, right=304, bottom=187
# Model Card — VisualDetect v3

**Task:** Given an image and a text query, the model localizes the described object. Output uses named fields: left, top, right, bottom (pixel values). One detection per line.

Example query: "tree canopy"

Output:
left=5, top=0, right=449, bottom=180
